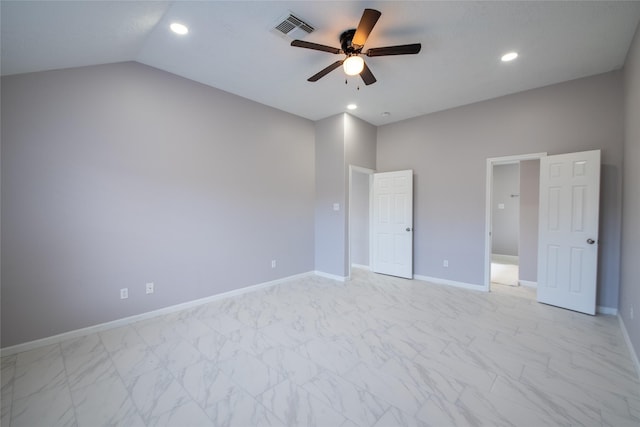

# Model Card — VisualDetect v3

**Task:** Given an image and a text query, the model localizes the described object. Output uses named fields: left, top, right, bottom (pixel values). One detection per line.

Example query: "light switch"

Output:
left=498, top=203, right=505, bottom=209
left=333, top=203, right=340, bottom=211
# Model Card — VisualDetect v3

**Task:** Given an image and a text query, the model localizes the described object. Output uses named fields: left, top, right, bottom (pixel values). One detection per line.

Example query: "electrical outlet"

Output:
left=443, top=260, right=449, bottom=267
left=271, top=260, right=276, bottom=269
left=146, top=283, right=154, bottom=294
left=120, top=288, right=128, bottom=299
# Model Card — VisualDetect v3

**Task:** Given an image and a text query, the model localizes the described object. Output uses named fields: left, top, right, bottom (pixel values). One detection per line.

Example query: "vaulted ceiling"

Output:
left=2, top=1, right=640, bottom=125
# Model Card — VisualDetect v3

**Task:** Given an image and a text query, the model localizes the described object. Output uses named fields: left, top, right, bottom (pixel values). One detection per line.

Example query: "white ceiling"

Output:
left=2, top=1, right=640, bottom=125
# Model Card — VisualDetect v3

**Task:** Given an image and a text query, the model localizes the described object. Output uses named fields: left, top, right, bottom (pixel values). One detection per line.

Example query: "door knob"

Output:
left=587, top=238, right=595, bottom=244
left=406, top=227, right=412, bottom=232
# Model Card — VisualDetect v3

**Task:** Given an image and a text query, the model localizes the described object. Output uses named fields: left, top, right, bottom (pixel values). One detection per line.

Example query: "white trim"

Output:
left=519, top=280, right=537, bottom=288
left=414, top=274, right=486, bottom=292
left=487, top=152, right=548, bottom=164
left=484, top=152, right=547, bottom=292
left=596, top=306, right=618, bottom=316
left=368, top=173, right=374, bottom=275
left=314, top=271, right=348, bottom=282
left=492, top=254, right=519, bottom=264
left=0, top=271, right=315, bottom=357
left=351, top=264, right=371, bottom=270
left=619, top=314, right=640, bottom=381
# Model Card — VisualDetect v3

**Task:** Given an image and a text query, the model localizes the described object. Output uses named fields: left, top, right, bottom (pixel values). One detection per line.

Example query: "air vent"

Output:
left=272, top=13, right=314, bottom=40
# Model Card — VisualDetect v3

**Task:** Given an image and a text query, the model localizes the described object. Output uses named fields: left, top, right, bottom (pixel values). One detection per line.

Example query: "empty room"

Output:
left=2, top=1, right=640, bottom=426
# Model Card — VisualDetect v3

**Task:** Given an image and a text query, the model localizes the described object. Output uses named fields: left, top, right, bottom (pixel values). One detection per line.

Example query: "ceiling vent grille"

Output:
left=272, top=13, right=314, bottom=40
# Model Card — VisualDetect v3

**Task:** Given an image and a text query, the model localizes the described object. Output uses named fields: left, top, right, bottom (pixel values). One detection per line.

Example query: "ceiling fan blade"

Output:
left=352, top=8, right=381, bottom=48
left=291, top=40, right=341, bottom=54
left=308, top=60, right=344, bottom=82
left=366, top=43, right=422, bottom=57
left=360, top=61, right=376, bottom=85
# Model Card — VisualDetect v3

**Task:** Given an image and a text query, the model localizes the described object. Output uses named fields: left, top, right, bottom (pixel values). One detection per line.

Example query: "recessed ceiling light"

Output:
left=501, top=52, right=518, bottom=62
left=170, top=22, right=189, bottom=35
left=347, top=104, right=357, bottom=110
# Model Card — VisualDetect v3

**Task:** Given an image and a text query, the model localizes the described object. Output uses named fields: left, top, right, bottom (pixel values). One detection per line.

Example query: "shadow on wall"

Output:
left=598, top=164, right=621, bottom=307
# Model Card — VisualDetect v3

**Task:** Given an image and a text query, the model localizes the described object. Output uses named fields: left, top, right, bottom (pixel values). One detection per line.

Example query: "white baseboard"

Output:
left=519, top=280, right=537, bottom=288
left=314, top=271, right=348, bottom=282
left=413, top=274, right=486, bottom=292
left=597, top=306, right=618, bottom=316
left=0, top=271, right=315, bottom=357
left=492, top=254, right=519, bottom=264
left=509, top=283, right=615, bottom=316
left=619, top=314, right=640, bottom=381
left=351, top=264, right=371, bottom=270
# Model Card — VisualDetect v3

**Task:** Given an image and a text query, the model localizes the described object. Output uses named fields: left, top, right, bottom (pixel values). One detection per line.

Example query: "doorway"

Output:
left=348, top=167, right=415, bottom=280
left=491, top=163, right=521, bottom=287
left=348, top=165, right=374, bottom=279
left=484, top=152, right=546, bottom=291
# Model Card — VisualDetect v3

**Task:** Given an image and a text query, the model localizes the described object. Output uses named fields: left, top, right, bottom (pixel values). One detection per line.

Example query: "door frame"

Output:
left=484, top=152, right=547, bottom=291
left=348, top=165, right=375, bottom=280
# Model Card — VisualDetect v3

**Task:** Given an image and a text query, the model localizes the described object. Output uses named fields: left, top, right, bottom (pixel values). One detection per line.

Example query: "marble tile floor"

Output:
left=2, top=269, right=639, bottom=426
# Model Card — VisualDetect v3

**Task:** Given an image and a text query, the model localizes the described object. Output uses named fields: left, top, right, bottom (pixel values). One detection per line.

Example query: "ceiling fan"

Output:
left=290, top=8, right=421, bottom=85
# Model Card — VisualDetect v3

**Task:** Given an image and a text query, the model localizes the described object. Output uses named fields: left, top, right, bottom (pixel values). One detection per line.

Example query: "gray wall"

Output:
left=345, top=114, right=376, bottom=170
left=518, top=160, right=540, bottom=282
left=314, top=114, right=346, bottom=277
left=491, top=163, right=520, bottom=256
left=621, top=24, right=640, bottom=362
left=377, top=71, right=623, bottom=309
left=314, top=113, right=376, bottom=278
left=2, top=55, right=633, bottom=349
left=1, top=62, right=316, bottom=347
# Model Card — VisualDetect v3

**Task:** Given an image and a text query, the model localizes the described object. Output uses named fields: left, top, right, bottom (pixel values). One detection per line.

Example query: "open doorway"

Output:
left=491, top=163, right=520, bottom=287
left=484, top=153, right=545, bottom=291
left=348, top=166, right=374, bottom=279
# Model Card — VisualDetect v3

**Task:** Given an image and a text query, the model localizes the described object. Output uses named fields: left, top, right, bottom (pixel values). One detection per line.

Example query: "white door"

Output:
left=537, top=150, right=600, bottom=315
left=372, top=170, right=413, bottom=279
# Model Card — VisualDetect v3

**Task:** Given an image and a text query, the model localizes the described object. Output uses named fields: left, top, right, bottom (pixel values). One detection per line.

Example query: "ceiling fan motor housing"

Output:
left=340, top=29, right=360, bottom=55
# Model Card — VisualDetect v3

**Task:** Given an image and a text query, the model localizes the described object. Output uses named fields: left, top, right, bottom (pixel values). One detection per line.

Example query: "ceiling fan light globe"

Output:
left=343, top=56, right=365, bottom=76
